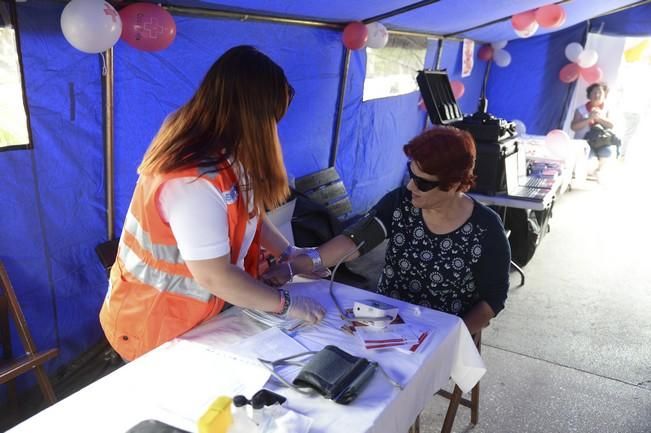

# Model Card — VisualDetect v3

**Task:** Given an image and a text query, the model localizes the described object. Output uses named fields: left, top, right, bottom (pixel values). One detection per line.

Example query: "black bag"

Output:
left=584, top=124, right=620, bottom=150
left=292, top=345, right=377, bottom=404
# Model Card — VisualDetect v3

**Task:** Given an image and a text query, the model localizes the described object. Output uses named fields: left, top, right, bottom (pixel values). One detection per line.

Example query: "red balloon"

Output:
left=342, top=22, right=368, bottom=50
left=535, top=4, right=565, bottom=28
left=450, top=80, right=465, bottom=99
left=580, top=65, right=603, bottom=84
left=119, top=3, right=176, bottom=52
left=477, top=44, right=494, bottom=61
left=559, top=63, right=580, bottom=83
left=511, top=10, right=536, bottom=31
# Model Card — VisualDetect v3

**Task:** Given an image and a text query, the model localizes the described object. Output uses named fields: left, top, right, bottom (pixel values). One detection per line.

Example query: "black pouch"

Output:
left=292, top=345, right=377, bottom=404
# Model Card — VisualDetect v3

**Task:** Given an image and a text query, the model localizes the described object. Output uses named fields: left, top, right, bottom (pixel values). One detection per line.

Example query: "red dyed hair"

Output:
left=403, top=126, right=476, bottom=192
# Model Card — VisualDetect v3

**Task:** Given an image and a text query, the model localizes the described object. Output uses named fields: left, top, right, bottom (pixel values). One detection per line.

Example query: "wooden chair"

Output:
left=0, top=260, right=58, bottom=407
left=437, top=331, right=482, bottom=433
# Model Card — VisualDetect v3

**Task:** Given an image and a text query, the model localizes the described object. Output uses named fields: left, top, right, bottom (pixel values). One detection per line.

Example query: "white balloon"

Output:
left=577, top=48, right=599, bottom=68
left=493, top=49, right=512, bottom=67
left=513, top=119, right=527, bottom=136
left=564, top=42, right=583, bottom=62
left=61, top=0, right=122, bottom=54
left=514, top=21, right=539, bottom=38
left=365, top=22, right=389, bottom=49
left=491, top=40, right=508, bottom=50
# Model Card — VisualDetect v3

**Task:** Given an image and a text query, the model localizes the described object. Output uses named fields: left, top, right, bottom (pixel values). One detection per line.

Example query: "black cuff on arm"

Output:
left=342, top=211, right=388, bottom=255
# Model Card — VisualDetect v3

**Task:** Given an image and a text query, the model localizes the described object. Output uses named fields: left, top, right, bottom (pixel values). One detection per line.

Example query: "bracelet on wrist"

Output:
left=279, top=245, right=298, bottom=263
left=276, top=288, right=291, bottom=317
left=286, top=261, right=294, bottom=281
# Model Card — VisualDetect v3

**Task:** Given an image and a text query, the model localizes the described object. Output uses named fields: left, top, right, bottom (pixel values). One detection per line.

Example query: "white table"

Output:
left=8, top=279, right=484, bottom=433
left=469, top=190, right=555, bottom=212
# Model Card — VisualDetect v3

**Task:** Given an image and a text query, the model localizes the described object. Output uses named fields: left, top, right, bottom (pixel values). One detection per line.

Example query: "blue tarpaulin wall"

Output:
left=0, top=0, right=646, bottom=396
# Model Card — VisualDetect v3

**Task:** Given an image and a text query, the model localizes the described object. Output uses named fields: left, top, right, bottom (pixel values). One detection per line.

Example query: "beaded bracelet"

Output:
left=276, top=288, right=291, bottom=317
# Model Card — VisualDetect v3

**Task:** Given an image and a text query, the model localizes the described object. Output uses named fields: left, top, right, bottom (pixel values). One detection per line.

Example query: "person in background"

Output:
left=100, top=45, right=325, bottom=361
left=571, top=82, right=617, bottom=176
left=264, top=127, right=511, bottom=335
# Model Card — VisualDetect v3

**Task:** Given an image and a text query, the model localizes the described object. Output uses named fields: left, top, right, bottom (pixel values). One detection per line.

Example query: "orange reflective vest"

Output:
left=99, top=164, right=260, bottom=360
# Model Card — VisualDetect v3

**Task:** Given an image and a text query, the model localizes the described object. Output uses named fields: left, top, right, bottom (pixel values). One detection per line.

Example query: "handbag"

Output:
left=584, top=124, right=620, bottom=150
left=258, top=345, right=378, bottom=405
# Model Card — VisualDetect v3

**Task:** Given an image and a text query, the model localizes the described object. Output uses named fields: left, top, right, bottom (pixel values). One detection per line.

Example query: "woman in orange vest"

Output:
left=99, top=45, right=325, bottom=361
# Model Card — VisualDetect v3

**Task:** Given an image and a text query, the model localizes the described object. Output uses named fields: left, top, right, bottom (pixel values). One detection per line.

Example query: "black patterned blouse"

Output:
left=373, top=187, right=510, bottom=317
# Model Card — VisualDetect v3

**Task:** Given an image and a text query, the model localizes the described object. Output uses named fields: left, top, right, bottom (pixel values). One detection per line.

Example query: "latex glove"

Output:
left=261, top=262, right=293, bottom=287
left=286, top=296, right=326, bottom=324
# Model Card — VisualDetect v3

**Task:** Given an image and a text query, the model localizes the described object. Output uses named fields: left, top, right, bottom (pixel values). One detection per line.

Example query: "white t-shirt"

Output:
left=157, top=175, right=258, bottom=269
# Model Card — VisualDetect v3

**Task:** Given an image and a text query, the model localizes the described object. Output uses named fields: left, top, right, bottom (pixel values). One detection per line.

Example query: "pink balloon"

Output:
left=580, top=65, right=603, bottom=84
left=450, top=80, right=465, bottom=99
left=511, top=10, right=536, bottom=31
left=535, top=4, right=566, bottom=28
left=545, top=129, right=570, bottom=147
left=559, top=63, right=580, bottom=83
left=342, top=22, right=368, bottom=50
left=477, top=44, right=494, bottom=61
left=119, top=3, right=176, bottom=52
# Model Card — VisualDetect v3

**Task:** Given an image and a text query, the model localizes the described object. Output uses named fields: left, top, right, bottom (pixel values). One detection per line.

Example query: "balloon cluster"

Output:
left=511, top=4, right=566, bottom=38
left=61, top=0, right=176, bottom=54
left=477, top=41, right=512, bottom=67
left=559, top=43, right=602, bottom=84
left=342, top=21, right=389, bottom=50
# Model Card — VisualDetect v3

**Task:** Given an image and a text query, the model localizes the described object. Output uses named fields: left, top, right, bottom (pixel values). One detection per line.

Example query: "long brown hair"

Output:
left=138, top=45, right=293, bottom=211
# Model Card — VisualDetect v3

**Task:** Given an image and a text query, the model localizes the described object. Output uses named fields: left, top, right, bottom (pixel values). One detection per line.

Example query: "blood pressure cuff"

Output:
left=342, top=211, right=387, bottom=255
left=292, top=345, right=377, bottom=405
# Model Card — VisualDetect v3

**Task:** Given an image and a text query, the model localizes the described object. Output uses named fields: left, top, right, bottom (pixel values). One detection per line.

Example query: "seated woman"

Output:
left=571, top=82, right=617, bottom=176
left=264, top=126, right=511, bottom=335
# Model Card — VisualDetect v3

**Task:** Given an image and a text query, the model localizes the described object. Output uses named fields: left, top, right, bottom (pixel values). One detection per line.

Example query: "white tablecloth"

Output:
left=8, top=279, right=484, bottom=433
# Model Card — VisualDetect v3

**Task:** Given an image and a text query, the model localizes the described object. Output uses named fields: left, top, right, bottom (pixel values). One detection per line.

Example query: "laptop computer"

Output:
left=504, top=151, right=553, bottom=202
left=516, top=145, right=557, bottom=189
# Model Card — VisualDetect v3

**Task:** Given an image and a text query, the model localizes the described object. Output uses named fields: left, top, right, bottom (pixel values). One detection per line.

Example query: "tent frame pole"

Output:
left=102, top=48, right=115, bottom=240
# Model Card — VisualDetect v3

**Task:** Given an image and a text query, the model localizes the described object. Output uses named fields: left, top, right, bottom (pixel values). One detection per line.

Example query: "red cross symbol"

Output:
left=103, top=4, right=119, bottom=23
left=143, top=18, right=163, bottom=39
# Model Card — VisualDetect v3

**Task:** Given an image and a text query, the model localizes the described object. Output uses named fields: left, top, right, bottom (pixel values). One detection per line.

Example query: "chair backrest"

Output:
left=295, top=167, right=353, bottom=221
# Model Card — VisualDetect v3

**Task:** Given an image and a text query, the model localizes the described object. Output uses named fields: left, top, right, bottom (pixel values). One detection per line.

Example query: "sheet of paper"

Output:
left=136, top=339, right=271, bottom=425
left=233, top=326, right=308, bottom=360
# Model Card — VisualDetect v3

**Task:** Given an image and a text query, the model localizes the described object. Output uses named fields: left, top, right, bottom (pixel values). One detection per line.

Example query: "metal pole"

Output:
left=435, top=39, right=444, bottom=70
left=329, top=48, right=352, bottom=167
left=102, top=48, right=115, bottom=240
left=362, top=0, right=441, bottom=24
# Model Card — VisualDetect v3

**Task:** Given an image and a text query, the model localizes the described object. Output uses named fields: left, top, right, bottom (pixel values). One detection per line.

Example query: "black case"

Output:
left=416, top=69, right=518, bottom=195
left=474, top=138, right=518, bottom=195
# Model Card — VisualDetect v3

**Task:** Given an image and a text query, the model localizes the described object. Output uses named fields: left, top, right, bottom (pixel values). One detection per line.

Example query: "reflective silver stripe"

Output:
left=123, top=212, right=184, bottom=265
left=118, top=241, right=212, bottom=302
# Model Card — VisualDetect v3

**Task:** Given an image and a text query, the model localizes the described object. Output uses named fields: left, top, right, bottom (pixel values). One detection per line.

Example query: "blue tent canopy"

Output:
left=0, top=0, right=647, bottom=396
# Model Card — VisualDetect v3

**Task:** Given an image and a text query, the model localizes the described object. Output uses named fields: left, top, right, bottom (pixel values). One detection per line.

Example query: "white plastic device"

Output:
left=353, top=299, right=399, bottom=328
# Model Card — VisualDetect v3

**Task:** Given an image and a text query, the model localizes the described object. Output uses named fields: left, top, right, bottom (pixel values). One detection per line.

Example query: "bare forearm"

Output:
left=597, top=117, right=613, bottom=129
left=462, top=301, right=495, bottom=335
left=260, top=214, right=290, bottom=257
left=187, top=258, right=281, bottom=313
left=571, top=118, right=591, bottom=132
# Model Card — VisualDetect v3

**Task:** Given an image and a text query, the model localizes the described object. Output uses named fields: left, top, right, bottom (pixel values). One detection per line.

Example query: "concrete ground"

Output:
left=418, top=158, right=651, bottom=433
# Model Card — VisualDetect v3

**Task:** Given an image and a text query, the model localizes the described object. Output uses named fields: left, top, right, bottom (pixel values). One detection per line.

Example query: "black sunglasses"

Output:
left=407, top=163, right=441, bottom=192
